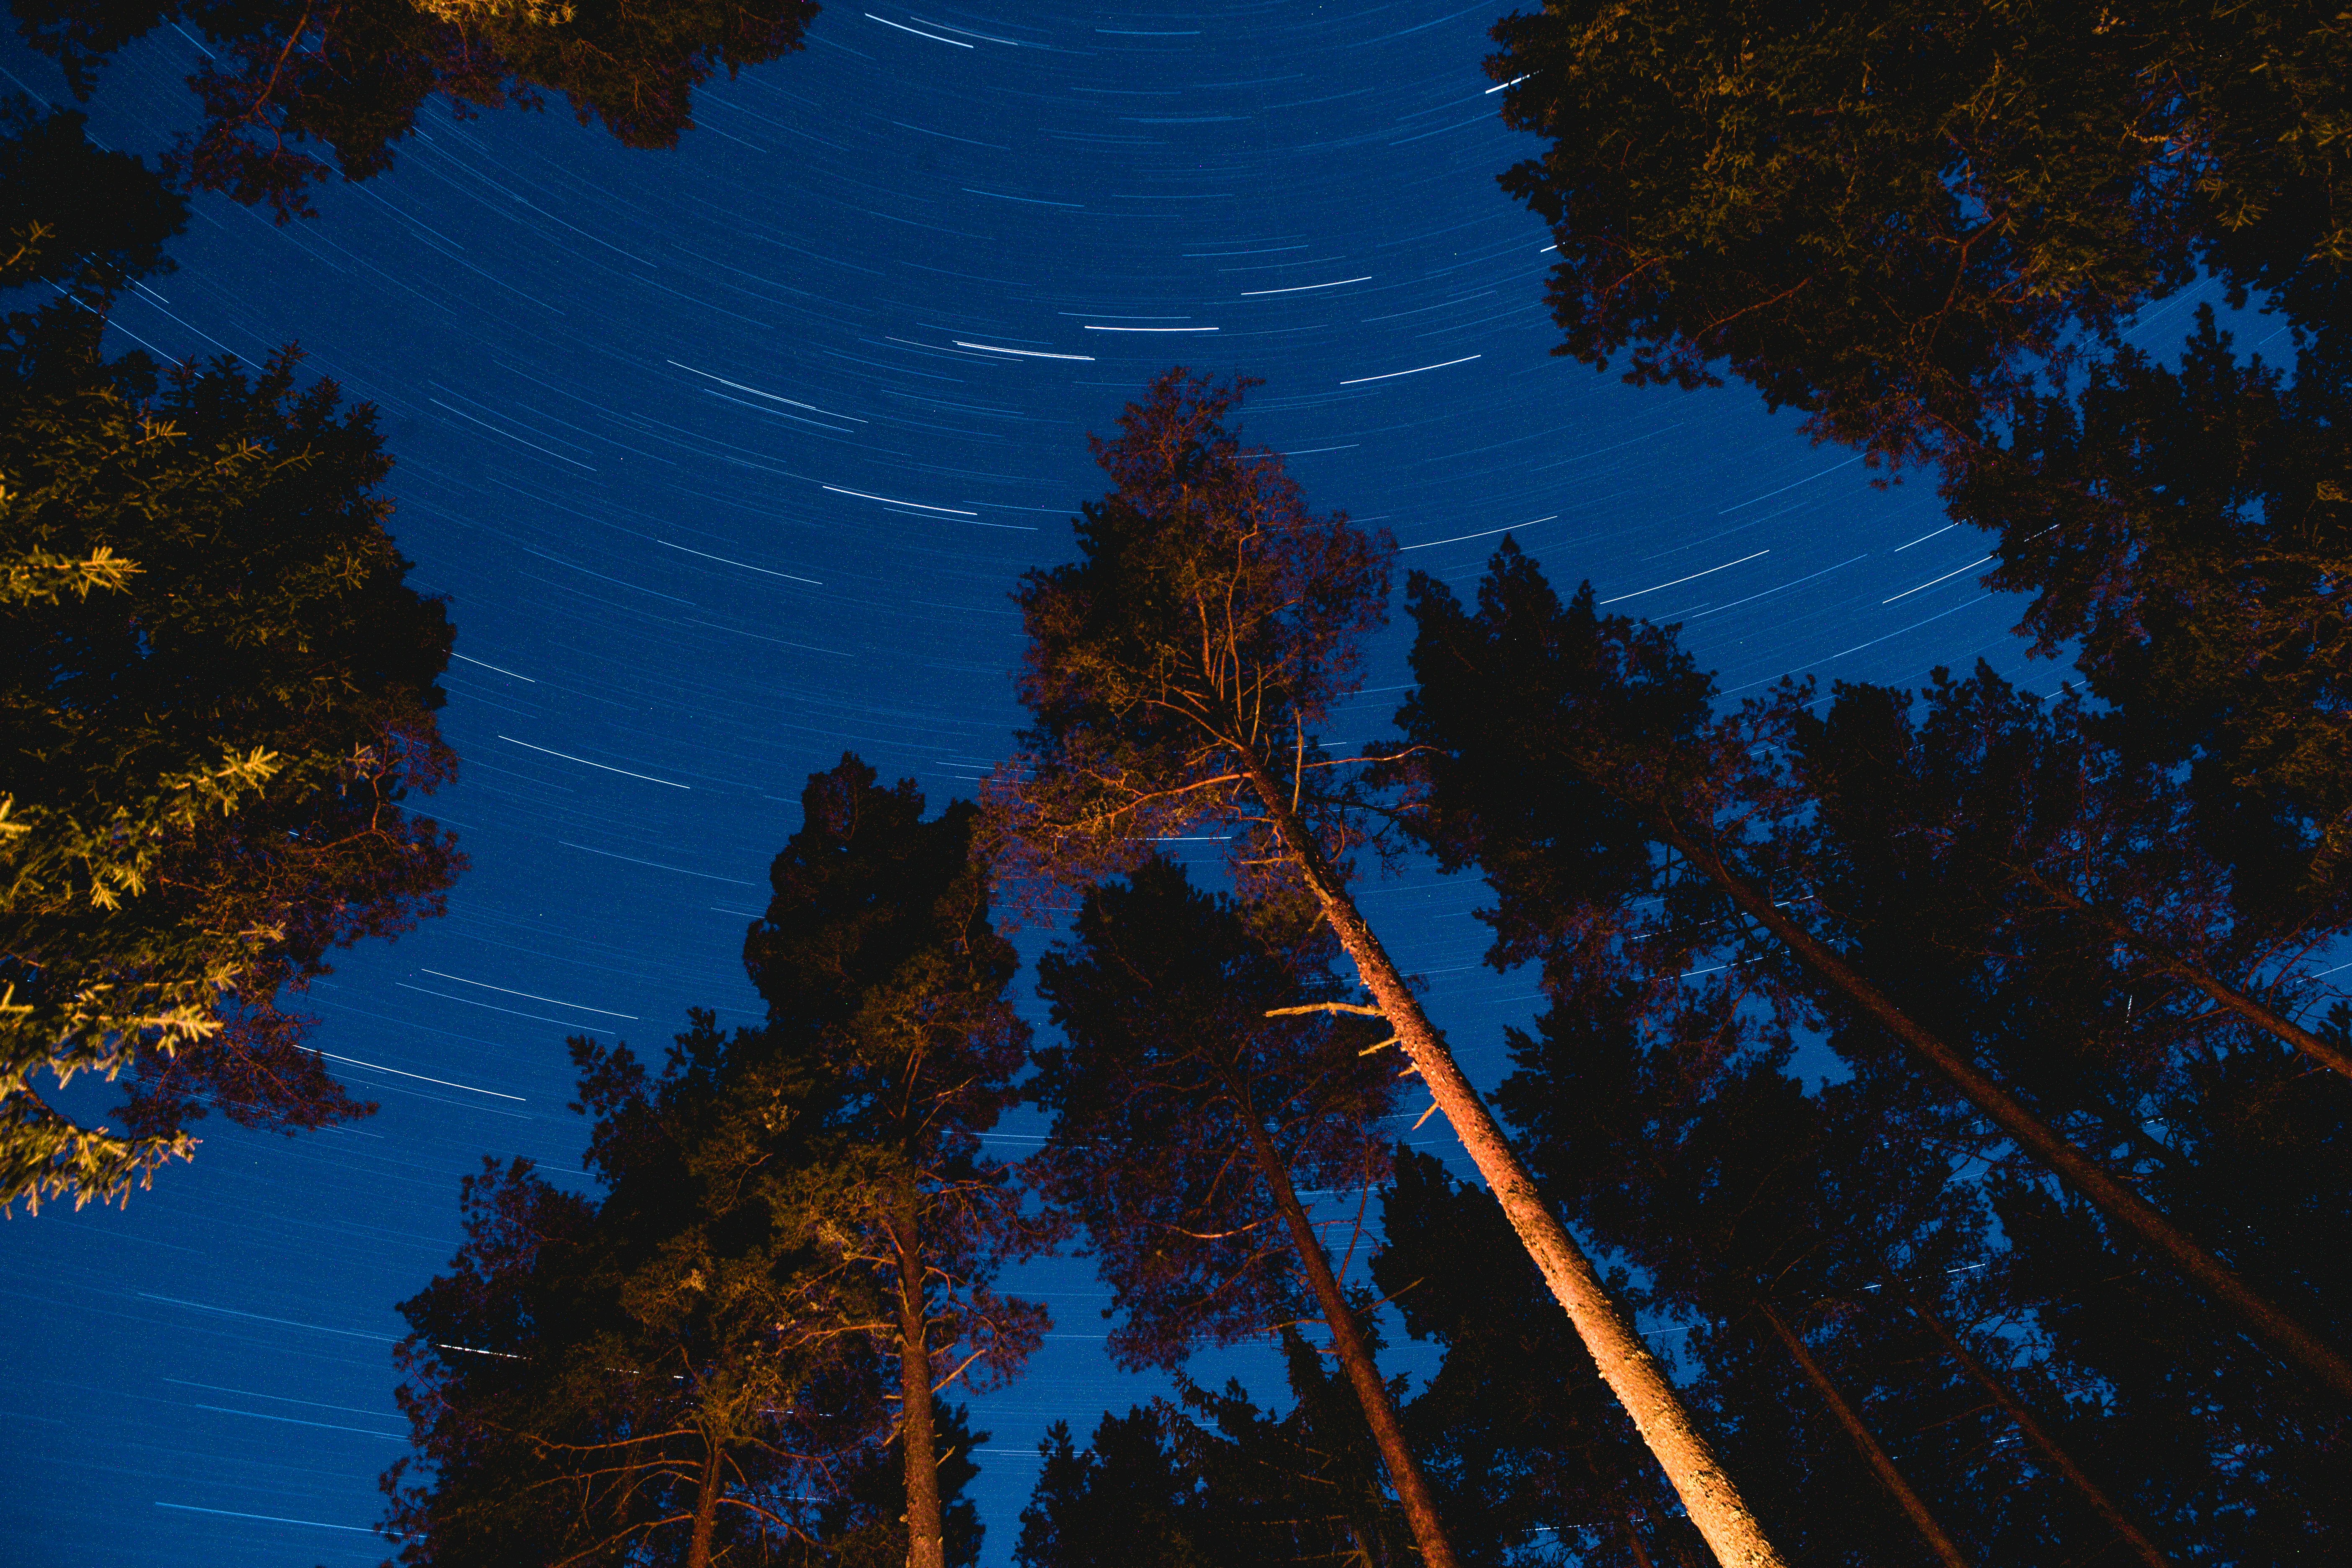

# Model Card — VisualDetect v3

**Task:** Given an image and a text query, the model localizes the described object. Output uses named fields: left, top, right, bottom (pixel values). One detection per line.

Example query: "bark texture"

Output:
left=895, top=1211, right=946, bottom=1568
left=687, top=1435, right=723, bottom=1568
left=1246, top=765, right=1790, bottom=1568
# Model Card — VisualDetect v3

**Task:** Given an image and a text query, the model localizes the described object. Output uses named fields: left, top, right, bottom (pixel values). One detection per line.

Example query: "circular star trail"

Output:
left=0, top=6, right=2135, bottom=1562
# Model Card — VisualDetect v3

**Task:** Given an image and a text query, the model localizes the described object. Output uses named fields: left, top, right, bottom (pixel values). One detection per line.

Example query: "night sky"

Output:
left=0, top=5, right=2191, bottom=1563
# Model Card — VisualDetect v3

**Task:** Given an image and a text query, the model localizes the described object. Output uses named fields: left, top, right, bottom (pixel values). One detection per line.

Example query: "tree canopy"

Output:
left=1488, top=0, right=2351, bottom=468
left=0, top=302, right=460, bottom=1212
left=9, top=0, right=823, bottom=219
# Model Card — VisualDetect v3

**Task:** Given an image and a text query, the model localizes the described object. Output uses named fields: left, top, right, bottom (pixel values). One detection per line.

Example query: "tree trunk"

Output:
left=893, top=1207, right=946, bottom=1568
left=2021, top=866, right=2352, bottom=1083
left=1242, top=763, right=1790, bottom=1568
left=1661, top=823, right=2352, bottom=1401
left=1238, top=1104, right=1462, bottom=1568
left=687, top=1429, right=723, bottom=1568
left=1904, top=1294, right=2172, bottom=1568
left=1754, top=1298, right=1970, bottom=1568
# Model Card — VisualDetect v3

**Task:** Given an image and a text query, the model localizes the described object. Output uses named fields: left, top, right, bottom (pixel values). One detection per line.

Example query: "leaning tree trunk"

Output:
left=1904, top=1292, right=2173, bottom=1568
left=1753, top=1299, right=1970, bottom=1568
left=892, top=1206, right=946, bottom=1568
left=687, top=1431, right=724, bottom=1568
left=2021, top=866, right=2352, bottom=1083
left=1660, top=822, right=2352, bottom=1401
left=1243, top=764, right=1789, bottom=1568
left=1237, top=1105, right=1462, bottom=1568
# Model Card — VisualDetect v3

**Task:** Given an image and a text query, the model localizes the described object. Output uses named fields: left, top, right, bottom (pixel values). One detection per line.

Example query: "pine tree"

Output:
left=383, top=1093, right=878, bottom=1568
left=743, top=754, right=1054, bottom=1568
left=1030, top=857, right=1458, bottom=1568
left=1483, top=0, right=2350, bottom=469
left=994, top=368, right=1786, bottom=1568
left=8, top=0, right=823, bottom=221
left=1397, top=539, right=2352, bottom=1399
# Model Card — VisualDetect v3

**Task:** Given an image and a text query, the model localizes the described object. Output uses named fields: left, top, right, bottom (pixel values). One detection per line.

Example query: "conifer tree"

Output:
left=1014, top=1336, right=1408, bottom=1568
left=1030, top=857, right=1458, bottom=1568
left=384, top=1107, right=877, bottom=1568
left=1375, top=1148, right=1704, bottom=1568
left=8, top=0, right=823, bottom=220
left=1397, top=539, right=2352, bottom=1400
left=1483, top=1, right=2349, bottom=469
left=744, top=754, right=1053, bottom=1568
left=994, top=369, right=1786, bottom=1568
left=1, top=268, right=460, bottom=1212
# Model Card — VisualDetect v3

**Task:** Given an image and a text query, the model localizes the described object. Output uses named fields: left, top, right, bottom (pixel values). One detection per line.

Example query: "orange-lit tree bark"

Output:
left=1031, top=858, right=1458, bottom=1568
left=1396, top=541, right=2352, bottom=1401
left=992, top=369, right=1785, bottom=1568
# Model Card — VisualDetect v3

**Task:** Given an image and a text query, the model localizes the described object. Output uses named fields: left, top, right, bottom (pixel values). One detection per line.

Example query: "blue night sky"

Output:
left=0, top=5, right=2164, bottom=1563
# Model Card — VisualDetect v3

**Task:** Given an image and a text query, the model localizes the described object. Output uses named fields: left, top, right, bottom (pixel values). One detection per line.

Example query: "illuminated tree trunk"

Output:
left=1237, top=1105, right=1461, bottom=1568
left=1753, top=1299, right=1969, bottom=1568
left=1243, top=763, right=1789, bottom=1568
left=687, top=1433, right=723, bottom=1568
left=1905, top=1294, right=2173, bottom=1568
left=893, top=1207, right=946, bottom=1568
left=1661, top=822, right=2352, bottom=1401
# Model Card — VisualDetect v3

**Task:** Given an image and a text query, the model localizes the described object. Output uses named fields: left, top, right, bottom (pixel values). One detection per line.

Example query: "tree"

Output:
left=1943, top=306, right=2352, bottom=908
left=1375, top=1148, right=1705, bottom=1568
left=1014, top=1339, right=1411, bottom=1568
left=1, top=93, right=186, bottom=295
left=384, top=1116, right=878, bottom=1568
left=1029, top=857, right=1459, bottom=1568
left=993, top=368, right=1786, bottom=1568
left=1484, top=0, right=2351, bottom=469
left=9, top=0, right=823, bottom=221
left=743, top=754, right=1052, bottom=1568
left=1, top=276, right=461, bottom=1212
left=1396, top=538, right=2352, bottom=1399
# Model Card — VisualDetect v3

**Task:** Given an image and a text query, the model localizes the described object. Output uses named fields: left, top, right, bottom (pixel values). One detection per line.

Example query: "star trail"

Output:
left=0, top=4, right=2115, bottom=1562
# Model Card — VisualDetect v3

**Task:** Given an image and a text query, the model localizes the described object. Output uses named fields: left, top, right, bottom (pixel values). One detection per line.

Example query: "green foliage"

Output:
left=9, top=0, right=823, bottom=220
left=1488, top=0, right=2351, bottom=467
left=0, top=283, right=458, bottom=1211
left=384, top=1076, right=883, bottom=1566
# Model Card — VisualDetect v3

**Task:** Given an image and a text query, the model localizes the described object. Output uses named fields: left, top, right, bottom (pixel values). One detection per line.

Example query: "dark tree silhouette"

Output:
left=1484, top=0, right=2350, bottom=469
left=1945, top=307, right=2352, bottom=914
left=1, top=93, right=186, bottom=294
left=1014, top=1336, right=1408, bottom=1568
left=743, top=754, right=1053, bottom=1568
left=1375, top=1148, right=1707, bottom=1568
left=1029, top=857, right=1457, bottom=1568
left=9, top=0, right=822, bottom=220
left=1398, top=539, right=2352, bottom=1399
left=993, top=368, right=1786, bottom=1568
